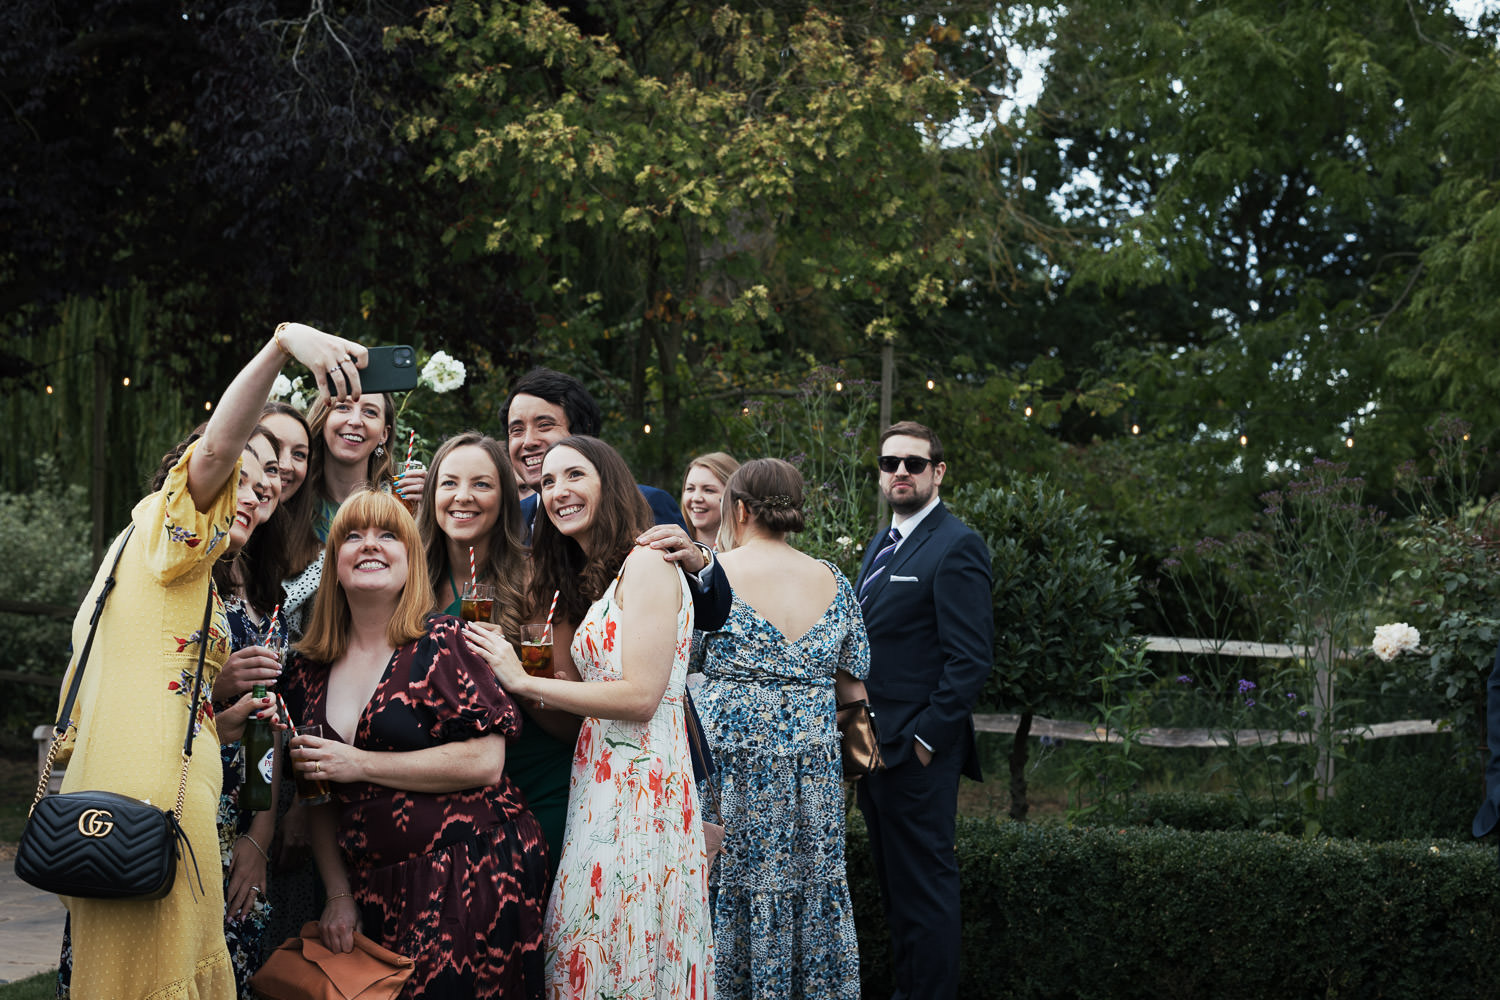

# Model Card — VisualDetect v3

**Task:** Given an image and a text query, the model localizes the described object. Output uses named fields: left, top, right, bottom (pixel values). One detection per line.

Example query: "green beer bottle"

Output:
left=243, top=683, right=275, bottom=812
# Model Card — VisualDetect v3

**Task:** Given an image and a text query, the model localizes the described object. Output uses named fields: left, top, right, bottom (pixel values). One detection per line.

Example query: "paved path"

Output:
left=0, top=851, right=64, bottom=985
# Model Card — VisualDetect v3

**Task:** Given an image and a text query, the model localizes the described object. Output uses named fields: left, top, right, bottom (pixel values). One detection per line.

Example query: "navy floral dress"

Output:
left=286, top=615, right=548, bottom=999
left=691, top=562, right=869, bottom=999
left=218, top=597, right=282, bottom=997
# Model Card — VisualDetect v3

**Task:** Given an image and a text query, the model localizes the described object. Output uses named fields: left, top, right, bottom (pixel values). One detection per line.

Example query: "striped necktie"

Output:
left=858, top=527, right=902, bottom=601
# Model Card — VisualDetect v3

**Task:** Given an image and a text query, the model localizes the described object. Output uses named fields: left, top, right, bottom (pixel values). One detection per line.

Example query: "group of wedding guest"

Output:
left=50, top=330, right=871, bottom=1000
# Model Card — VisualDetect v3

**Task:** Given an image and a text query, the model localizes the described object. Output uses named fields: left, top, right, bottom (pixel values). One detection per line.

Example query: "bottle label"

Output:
left=255, top=747, right=275, bottom=784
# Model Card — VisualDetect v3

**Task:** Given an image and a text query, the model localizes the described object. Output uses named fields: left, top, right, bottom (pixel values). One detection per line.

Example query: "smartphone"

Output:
left=355, top=345, right=419, bottom=395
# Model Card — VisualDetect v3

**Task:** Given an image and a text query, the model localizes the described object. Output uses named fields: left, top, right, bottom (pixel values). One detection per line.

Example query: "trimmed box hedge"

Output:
left=847, top=816, right=1500, bottom=999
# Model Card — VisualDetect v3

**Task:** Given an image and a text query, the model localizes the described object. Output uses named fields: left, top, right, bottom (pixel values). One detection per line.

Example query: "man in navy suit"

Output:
left=854, top=420, right=994, bottom=1000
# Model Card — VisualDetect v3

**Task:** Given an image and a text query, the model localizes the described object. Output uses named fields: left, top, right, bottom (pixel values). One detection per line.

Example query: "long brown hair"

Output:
left=529, top=436, right=650, bottom=626
left=290, top=392, right=396, bottom=571
left=295, top=490, right=433, bottom=663
left=417, top=431, right=529, bottom=634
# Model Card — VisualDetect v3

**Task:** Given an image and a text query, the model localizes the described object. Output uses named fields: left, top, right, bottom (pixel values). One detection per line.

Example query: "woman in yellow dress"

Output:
left=54, top=322, right=369, bottom=1000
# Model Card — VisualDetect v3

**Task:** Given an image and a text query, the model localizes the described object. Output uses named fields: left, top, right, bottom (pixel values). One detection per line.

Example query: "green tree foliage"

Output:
left=950, top=477, right=1139, bottom=819
left=398, top=0, right=1023, bottom=478
left=1020, top=0, right=1500, bottom=478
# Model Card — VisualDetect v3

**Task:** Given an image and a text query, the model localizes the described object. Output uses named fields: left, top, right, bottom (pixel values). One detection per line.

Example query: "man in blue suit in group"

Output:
left=854, top=420, right=994, bottom=1000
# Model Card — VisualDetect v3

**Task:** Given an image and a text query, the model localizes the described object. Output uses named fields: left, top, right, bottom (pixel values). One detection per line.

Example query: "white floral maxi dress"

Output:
left=543, top=567, right=714, bottom=999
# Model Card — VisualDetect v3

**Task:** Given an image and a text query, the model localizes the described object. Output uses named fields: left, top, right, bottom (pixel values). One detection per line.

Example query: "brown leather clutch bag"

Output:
left=836, top=699, right=884, bottom=778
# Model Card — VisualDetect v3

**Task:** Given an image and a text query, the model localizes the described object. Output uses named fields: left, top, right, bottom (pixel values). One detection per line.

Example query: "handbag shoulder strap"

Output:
left=53, top=523, right=136, bottom=733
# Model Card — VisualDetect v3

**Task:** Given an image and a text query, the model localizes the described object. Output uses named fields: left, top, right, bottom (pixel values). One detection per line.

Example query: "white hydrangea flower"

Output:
left=1371, top=622, right=1421, bottom=662
left=271, top=373, right=294, bottom=400
left=420, top=351, right=466, bottom=394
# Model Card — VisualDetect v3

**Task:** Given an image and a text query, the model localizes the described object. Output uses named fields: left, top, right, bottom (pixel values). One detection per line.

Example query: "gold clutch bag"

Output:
left=836, top=699, right=884, bottom=778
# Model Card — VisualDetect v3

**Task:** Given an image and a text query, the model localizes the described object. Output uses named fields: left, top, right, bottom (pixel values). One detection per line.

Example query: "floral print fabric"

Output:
left=691, top=562, right=868, bottom=999
left=544, top=564, right=713, bottom=999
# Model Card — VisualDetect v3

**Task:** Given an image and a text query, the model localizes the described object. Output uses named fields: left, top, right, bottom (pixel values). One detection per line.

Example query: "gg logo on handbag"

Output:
left=78, top=809, right=115, bottom=838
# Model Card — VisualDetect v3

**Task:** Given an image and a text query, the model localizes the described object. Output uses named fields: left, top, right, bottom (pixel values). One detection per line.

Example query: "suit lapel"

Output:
left=860, top=502, right=946, bottom=611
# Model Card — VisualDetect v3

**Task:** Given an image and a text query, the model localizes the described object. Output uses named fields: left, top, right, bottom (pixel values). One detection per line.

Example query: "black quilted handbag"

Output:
left=15, top=525, right=207, bottom=901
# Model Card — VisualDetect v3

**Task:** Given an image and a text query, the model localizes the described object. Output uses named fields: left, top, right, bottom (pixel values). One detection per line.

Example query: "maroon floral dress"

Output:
left=288, top=615, right=548, bottom=999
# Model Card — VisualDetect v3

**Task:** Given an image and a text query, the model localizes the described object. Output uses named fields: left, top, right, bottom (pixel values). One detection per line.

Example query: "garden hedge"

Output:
left=847, top=815, right=1500, bottom=999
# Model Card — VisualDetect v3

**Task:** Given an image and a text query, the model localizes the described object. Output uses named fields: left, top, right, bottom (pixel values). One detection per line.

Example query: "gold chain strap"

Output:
left=28, top=727, right=68, bottom=817
left=172, top=751, right=191, bottom=821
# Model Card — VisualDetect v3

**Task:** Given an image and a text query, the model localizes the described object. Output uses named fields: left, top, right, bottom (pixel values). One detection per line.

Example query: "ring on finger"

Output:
left=315, top=760, right=322, bottom=772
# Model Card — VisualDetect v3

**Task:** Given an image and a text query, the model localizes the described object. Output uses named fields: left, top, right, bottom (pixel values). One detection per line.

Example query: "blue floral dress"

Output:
left=691, top=562, right=868, bottom=1000
left=217, top=597, right=283, bottom=997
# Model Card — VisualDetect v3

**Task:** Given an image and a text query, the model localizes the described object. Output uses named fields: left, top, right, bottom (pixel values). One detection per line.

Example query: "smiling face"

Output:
left=262, top=411, right=310, bottom=501
left=335, top=521, right=410, bottom=601
left=228, top=446, right=272, bottom=553
left=323, top=395, right=389, bottom=469
left=507, top=393, right=570, bottom=490
left=433, top=444, right=502, bottom=549
left=540, top=445, right=602, bottom=551
left=878, top=433, right=946, bottom=516
left=681, top=464, right=727, bottom=544
left=248, top=431, right=282, bottom=513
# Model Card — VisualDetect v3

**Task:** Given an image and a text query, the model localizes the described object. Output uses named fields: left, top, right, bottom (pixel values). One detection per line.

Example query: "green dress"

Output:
left=444, top=592, right=571, bottom=878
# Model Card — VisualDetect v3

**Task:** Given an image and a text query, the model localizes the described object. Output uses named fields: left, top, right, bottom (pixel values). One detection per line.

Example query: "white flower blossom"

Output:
left=420, top=351, right=466, bottom=394
left=1371, top=622, right=1421, bottom=662
left=836, top=535, right=854, bottom=549
left=271, top=373, right=294, bottom=400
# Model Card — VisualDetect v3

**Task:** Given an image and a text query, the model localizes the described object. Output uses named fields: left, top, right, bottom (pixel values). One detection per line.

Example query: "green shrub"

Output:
left=0, top=457, right=92, bottom=749
left=848, top=816, right=1500, bottom=998
left=950, top=478, right=1139, bottom=819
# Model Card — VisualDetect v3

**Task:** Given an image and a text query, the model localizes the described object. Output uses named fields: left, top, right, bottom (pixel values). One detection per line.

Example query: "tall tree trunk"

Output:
left=1009, top=710, right=1032, bottom=821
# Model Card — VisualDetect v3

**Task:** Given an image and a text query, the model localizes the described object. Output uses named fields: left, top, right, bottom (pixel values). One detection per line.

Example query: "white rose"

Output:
left=420, top=351, right=466, bottom=394
left=271, top=373, right=294, bottom=400
left=1371, top=622, right=1421, bottom=662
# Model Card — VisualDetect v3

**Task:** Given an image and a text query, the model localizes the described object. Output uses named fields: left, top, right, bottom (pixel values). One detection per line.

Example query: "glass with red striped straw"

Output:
left=398, top=430, right=423, bottom=517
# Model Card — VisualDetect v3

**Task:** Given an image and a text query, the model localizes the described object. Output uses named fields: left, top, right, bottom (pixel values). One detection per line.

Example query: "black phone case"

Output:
left=349, top=345, right=419, bottom=395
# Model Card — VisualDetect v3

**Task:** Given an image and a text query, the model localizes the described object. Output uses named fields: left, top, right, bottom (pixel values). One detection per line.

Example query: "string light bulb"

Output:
left=926, top=378, right=935, bottom=391
left=834, top=381, right=843, bottom=392
left=121, top=377, right=130, bottom=387
left=643, top=423, right=652, bottom=435
left=204, top=401, right=213, bottom=411
left=1345, top=436, right=1355, bottom=449
left=45, top=385, right=54, bottom=395
left=1238, top=433, right=1249, bottom=447
left=1131, top=422, right=1141, bottom=435
left=1024, top=404, right=1033, bottom=418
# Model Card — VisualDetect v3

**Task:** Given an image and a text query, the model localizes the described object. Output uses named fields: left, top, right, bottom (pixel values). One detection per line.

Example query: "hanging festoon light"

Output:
left=1129, top=408, right=1141, bottom=436
left=925, top=376, right=936, bottom=391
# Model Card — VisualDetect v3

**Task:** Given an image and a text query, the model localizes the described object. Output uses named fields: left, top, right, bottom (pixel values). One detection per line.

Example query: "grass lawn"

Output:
left=0, top=973, right=54, bottom=1000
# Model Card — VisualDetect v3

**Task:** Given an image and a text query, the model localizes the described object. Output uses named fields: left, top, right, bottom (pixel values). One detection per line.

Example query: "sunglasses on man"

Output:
left=877, top=455, right=934, bottom=475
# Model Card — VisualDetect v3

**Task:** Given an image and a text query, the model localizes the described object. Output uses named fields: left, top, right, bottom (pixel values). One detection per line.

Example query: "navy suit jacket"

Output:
left=521, top=483, right=730, bottom=632
left=855, top=499, right=994, bottom=779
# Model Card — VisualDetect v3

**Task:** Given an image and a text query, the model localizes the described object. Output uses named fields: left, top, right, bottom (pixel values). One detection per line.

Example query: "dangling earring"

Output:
left=374, top=444, right=386, bottom=459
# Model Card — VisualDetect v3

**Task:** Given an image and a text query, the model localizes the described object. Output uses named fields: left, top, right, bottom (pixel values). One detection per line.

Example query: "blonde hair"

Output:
left=296, top=490, right=434, bottom=662
left=680, top=451, right=740, bottom=549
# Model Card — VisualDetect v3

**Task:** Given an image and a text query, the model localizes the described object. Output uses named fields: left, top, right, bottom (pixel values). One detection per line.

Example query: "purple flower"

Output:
left=1244, top=698, right=1257, bottom=708
left=1286, top=692, right=1297, bottom=701
left=1237, top=679, right=1257, bottom=695
left=1176, top=675, right=1193, bottom=685
left=1297, top=710, right=1308, bottom=718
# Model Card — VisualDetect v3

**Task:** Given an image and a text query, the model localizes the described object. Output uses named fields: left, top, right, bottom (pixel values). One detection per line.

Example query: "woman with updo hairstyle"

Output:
left=690, top=458, right=870, bottom=999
